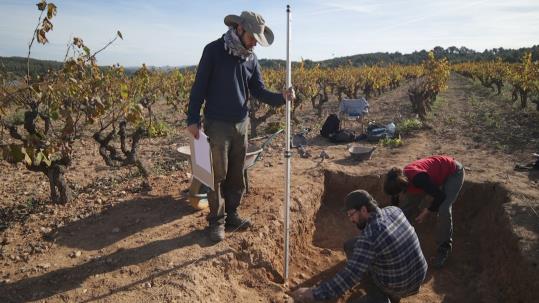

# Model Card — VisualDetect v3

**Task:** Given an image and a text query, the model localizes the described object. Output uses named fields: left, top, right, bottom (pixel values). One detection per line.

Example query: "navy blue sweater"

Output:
left=187, top=36, right=285, bottom=125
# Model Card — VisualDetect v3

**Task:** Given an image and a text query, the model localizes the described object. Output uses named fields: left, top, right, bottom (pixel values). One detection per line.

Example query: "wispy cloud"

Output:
left=1, top=0, right=537, bottom=65
left=302, top=0, right=379, bottom=16
left=324, top=2, right=378, bottom=14
left=367, top=0, right=491, bottom=35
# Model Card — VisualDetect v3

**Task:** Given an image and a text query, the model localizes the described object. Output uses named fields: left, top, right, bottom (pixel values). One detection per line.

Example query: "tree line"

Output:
left=3, top=45, right=538, bottom=79
left=261, top=45, right=539, bottom=68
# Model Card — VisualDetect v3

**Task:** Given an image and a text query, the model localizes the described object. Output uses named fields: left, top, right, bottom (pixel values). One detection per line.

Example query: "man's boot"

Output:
left=208, top=223, right=225, bottom=242
left=225, top=212, right=251, bottom=230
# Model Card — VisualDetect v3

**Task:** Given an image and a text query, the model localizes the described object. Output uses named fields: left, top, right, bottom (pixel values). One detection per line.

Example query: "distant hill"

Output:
left=2, top=45, right=538, bottom=79
left=0, top=57, right=165, bottom=79
left=0, top=56, right=63, bottom=80
left=259, top=45, right=539, bottom=69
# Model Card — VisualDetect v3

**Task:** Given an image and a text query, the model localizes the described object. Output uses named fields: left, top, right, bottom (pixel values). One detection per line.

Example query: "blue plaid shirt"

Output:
left=312, top=206, right=427, bottom=300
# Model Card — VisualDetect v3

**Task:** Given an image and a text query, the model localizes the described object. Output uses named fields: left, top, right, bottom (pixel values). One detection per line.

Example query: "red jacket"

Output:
left=404, top=156, right=457, bottom=194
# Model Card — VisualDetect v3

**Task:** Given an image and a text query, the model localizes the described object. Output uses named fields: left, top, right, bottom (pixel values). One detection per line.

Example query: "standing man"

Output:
left=187, top=11, right=294, bottom=242
left=383, top=155, right=465, bottom=268
left=292, top=190, right=427, bottom=303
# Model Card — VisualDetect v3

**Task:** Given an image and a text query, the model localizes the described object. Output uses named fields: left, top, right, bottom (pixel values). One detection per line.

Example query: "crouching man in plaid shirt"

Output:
left=291, top=190, right=427, bottom=303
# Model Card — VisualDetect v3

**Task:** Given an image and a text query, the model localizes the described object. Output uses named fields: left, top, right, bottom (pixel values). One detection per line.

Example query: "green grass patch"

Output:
left=380, top=135, right=403, bottom=148
left=397, top=118, right=423, bottom=134
left=147, top=120, right=170, bottom=138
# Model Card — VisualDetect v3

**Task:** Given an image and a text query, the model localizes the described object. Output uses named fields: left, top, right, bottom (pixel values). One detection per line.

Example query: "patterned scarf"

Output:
left=223, top=27, right=254, bottom=61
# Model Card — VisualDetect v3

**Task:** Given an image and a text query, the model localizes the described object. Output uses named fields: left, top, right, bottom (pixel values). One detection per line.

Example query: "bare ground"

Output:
left=1, top=73, right=538, bottom=302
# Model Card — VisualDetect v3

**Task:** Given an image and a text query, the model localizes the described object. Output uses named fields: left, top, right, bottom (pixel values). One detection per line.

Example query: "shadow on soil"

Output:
left=0, top=228, right=220, bottom=303
left=51, top=195, right=197, bottom=250
left=527, top=170, right=539, bottom=183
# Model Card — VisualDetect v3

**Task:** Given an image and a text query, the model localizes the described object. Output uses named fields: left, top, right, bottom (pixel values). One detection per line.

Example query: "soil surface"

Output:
left=1, top=73, right=538, bottom=302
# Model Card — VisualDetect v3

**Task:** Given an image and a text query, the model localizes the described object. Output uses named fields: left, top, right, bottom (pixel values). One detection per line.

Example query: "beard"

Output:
left=239, top=31, right=254, bottom=50
left=356, top=221, right=367, bottom=230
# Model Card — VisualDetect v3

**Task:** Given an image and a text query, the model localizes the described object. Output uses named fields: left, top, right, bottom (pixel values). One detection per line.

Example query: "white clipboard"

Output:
left=189, top=131, right=214, bottom=190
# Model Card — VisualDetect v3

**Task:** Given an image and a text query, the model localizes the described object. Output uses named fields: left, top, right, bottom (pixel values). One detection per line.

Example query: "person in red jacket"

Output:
left=383, top=155, right=464, bottom=268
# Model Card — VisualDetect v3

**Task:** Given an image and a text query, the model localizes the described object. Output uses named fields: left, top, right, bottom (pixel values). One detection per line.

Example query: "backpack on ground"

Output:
left=329, top=129, right=356, bottom=143
left=320, top=114, right=340, bottom=138
left=367, top=127, right=388, bottom=142
left=366, top=122, right=393, bottom=142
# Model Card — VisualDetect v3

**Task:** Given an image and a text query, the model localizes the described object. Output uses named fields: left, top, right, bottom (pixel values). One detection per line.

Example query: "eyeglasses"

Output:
left=347, top=210, right=358, bottom=217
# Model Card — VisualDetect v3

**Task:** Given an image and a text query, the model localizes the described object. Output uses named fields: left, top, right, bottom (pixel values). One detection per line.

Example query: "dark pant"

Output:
left=204, top=118, right=248, bottom=225
left=401, top=161, right=465, bottom=249
left=344, top=239, right=401, bottom=303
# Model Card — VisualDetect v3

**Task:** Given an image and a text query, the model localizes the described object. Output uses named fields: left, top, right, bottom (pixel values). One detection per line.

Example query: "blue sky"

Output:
left=1, top=0, right=538, bottom=67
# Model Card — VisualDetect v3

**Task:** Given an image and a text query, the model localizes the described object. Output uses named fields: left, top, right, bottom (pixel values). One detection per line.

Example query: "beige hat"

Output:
left=224, top=11, right=274, bottom=47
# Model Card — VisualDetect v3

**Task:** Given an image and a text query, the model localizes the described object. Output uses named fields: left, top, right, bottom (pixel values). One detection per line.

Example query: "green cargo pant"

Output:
left=204, top=118, right=248, bottom=225
left=400, top=161, right=465, bottom=249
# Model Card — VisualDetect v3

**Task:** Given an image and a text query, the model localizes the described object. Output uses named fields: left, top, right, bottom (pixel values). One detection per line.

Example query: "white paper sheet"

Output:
left=193, top=131, right=212, bottom=173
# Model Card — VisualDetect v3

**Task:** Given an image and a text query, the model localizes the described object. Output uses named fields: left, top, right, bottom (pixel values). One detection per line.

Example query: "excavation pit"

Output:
left=303, top=170, right=538, bottom=302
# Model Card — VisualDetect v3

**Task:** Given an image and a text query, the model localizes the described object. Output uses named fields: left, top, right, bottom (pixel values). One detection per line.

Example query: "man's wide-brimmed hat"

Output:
left=224, top=11, right=274, bottom=47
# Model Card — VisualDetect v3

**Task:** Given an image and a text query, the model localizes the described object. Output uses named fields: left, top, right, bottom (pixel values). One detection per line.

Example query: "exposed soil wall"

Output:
left=307, top=169, right=539, bottom=302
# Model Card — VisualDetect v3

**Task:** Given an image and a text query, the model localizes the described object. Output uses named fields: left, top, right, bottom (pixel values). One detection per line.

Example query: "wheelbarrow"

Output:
left=348, top=144, right=376, bottom=161
left=244, top=128, right=284, bottom=193
left=177, top=129, right=284, bottom=210
left=176, top=145, right=210, bottom=210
